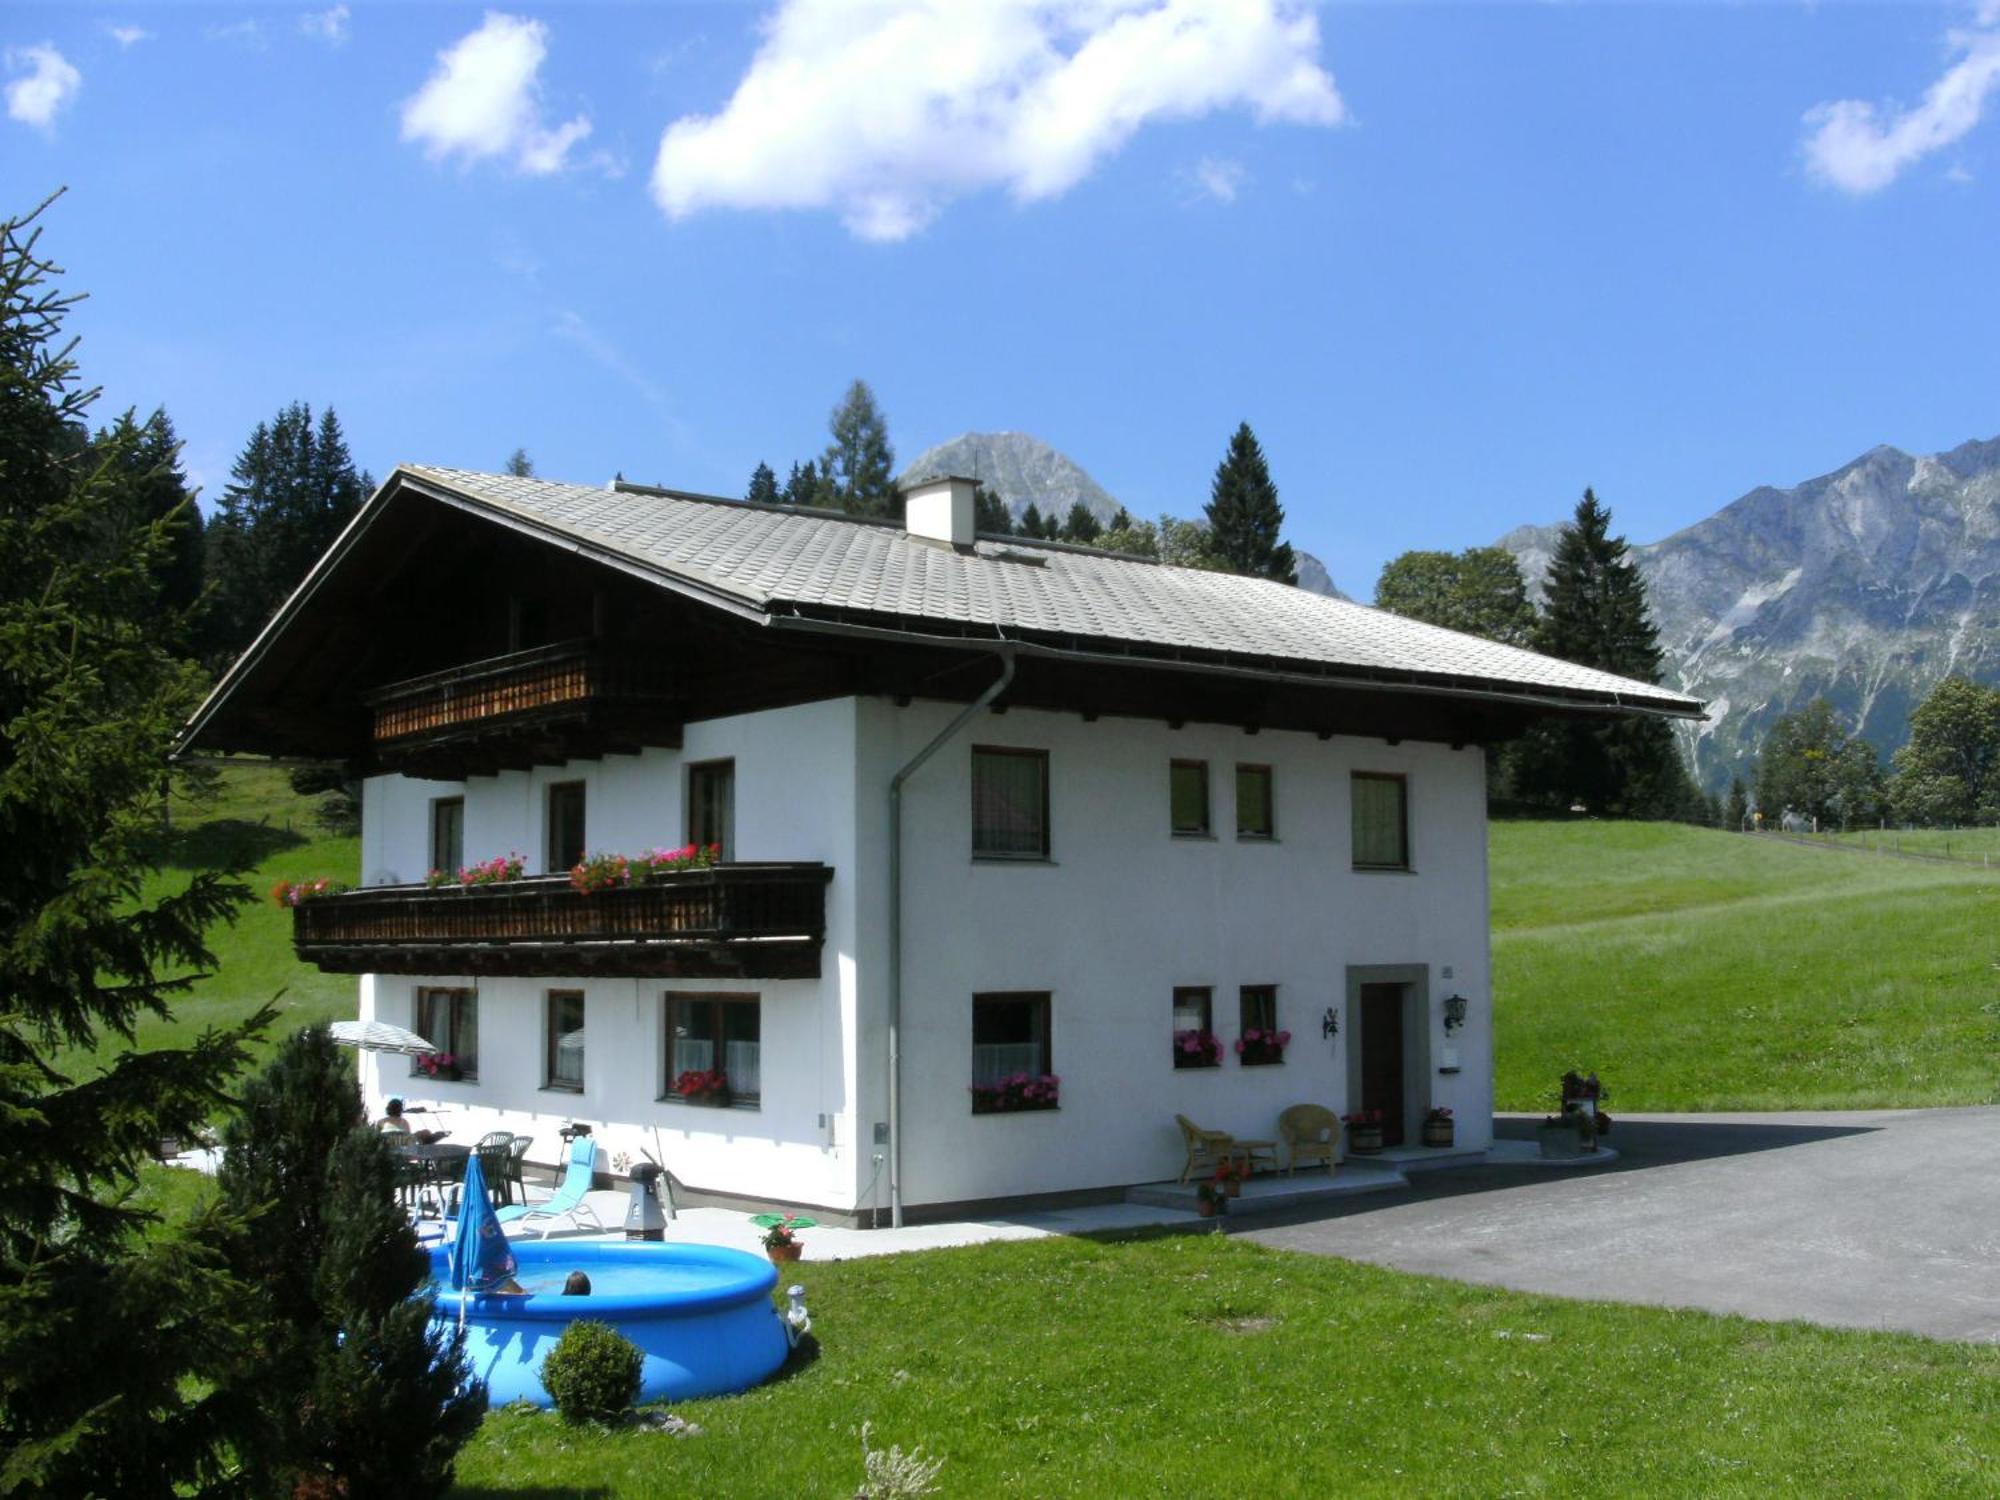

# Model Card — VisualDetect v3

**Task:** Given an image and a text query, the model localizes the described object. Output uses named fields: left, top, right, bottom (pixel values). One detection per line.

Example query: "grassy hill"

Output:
left=1493, top=819, right=2000, bottom=1112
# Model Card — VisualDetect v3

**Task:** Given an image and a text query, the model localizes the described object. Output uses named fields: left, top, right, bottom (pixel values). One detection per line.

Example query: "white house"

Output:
left=186, top=466, right=1700, bottom=1225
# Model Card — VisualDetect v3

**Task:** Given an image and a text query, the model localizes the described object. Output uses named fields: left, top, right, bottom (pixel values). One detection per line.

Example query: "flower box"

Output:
left=970, top=1073, right=1060, bottom=1114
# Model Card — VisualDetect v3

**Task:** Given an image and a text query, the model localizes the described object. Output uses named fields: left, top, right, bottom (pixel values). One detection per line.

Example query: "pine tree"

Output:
left=0, top=195, right=274, bottom=1496
left=202, top=400, right=371, bottom=668
left=781, top=458, right=824, bottom=508
left=746, top=461, right=781, bottom=506
left=973, top=483, right=1013, bottom=536
left=219, top=1027, right=482, bottom=1495
left=1020, top=501, right=1050, bottom=540
left=821, top=378, right=897, bottom=517
left=1062, top=501, right=1103, bottom=544
left=1509, top=489, right=1691, bottom=817
left=90, top=407, right=205, bottom=622
left=1725, top=776, right=1749, bottom=830
left=505, top=447, right=535, bottom=477
left=1202, top=422, right=1296, bottom=584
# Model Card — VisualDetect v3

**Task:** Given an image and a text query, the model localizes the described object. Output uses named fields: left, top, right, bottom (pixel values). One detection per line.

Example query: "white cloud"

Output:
left=206, top=18, right=267, bottom=48
left=6, top=44, right=81, bottom=130
left=1183, top=154, right=1245, bottom=203
left=301, top=5, right=351, bottom=46
left=651, top=0, right=1343, bottom=241
left=105, top=24, right=152, bottom=49
left=401, top=11, right=592, bottom=175
left=1803, top=4, right=2000, bottom=193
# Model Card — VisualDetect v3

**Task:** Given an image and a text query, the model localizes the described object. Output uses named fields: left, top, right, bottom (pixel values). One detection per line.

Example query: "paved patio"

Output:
left=1242, top=1108, right=2000, bottom=1343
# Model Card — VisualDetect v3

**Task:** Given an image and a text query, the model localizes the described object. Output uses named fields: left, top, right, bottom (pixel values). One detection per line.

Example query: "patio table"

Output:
left=397, top=1142, right=482, bottom=1219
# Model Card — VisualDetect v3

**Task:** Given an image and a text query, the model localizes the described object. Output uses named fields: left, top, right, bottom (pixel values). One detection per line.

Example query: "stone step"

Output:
left=1126, top=1161, right=1408, bottom=1216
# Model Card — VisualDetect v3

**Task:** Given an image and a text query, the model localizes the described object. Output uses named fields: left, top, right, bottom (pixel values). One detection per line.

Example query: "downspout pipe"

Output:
left=886, top=643, right=1016, bottom=1229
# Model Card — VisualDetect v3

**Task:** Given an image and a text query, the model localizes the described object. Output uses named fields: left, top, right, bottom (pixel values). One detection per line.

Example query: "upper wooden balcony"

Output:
left=364, top=640, right=680, bottom=778
left=291, top=863, right=834, bottom=980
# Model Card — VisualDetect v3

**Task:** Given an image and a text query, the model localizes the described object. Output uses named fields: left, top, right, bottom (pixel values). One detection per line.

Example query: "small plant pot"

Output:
left=767, top=1242, right=803, bottom=1266
left=1421, top=1121, right=1455, bottom=1148
left=1347, top=1125, right=1384, bottom=1155
left=1536, top=1124, right=1587, bottom=1160
left=1197, top=1196, right=1225, bottom=1219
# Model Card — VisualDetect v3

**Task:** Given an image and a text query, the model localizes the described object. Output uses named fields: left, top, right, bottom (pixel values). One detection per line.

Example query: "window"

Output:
left=687, top=759, right=735, bottom=860
left=971, top=992, right=1055, bottom=1111
left=1352, top=772, right=1409, bottom=870
left=1170, top=759, right=1210, bottom=836
left=1235, top=764, right=1275, bottom=839
left=1172, top=986, right=1218, bottom=1069
left=1239, top=985, right=1282, bottom=1066
left=971, top=747, right=1049, bottom=860
left=429, top=796, right=464, bottom=877
left=544, top=990, right=585, bottom=1092
left=546, top=780, right=586, bottom=872
left=663, top=993, right=761, bottom=1106
left=413, top=987, right=477, bottom=1080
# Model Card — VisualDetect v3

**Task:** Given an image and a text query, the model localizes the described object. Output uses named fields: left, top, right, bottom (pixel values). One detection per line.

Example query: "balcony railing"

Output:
left=361, top=640, right=680, bottom=777
left=292, top=864, right=833, bottom=980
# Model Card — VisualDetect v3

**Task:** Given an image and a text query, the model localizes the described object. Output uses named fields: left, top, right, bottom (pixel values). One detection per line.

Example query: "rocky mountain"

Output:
left=1498, top=436, right=2000, bottom=790
left=900, top=431, right=1343, bottom=597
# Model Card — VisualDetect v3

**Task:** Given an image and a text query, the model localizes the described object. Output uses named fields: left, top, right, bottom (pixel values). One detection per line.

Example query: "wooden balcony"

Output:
left=292, top=864, right=834, bottom=980
left=364, top=640, right=680, bottom=778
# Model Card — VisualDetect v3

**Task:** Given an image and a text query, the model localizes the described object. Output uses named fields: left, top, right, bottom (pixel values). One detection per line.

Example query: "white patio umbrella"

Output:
left=328, top=1019, right=438, bottom=1057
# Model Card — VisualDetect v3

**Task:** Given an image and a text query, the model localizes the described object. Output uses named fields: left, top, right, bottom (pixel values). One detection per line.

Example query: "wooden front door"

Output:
left=1358, top=982, right=1407, bottom=1147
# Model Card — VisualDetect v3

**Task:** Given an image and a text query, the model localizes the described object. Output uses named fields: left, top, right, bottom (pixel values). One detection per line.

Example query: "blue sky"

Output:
left=6, top=1, right=1999, bottom=595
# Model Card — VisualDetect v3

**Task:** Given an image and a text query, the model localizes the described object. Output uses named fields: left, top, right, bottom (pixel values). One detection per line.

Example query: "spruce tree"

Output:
left=219, top=1027, right=482, bottom=1496
left=973, top=483, right=1013, bottom=536
left=0, top=196, right=273, bottom=1496
left=746, top=460, right=781, bottom=506
left=1020, top=501, right=1050, bottom=540
left=781, top=458, right=824, bottom=508
left=1725, top=776, right=1749, bottom=830
left=504, top=447, right=535, bottom=477
left=91, top=407, right=205, bottom=621
left=1202, top=422, right=1296, bottom=584
left=1062, top=501, right=1103, bottom=544
left=1510, top=489, right=1691, bottom=817
left=821, top=378, right=896, bottom=517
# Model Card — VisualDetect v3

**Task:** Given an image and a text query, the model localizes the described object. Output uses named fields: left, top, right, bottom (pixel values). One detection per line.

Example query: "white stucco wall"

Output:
left=353, top=692, right=1495, bottom=1216
left=866, top=699, right=1494, bottom=1209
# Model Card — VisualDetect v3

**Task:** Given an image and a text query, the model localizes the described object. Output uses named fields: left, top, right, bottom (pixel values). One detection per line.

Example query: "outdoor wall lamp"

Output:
left=1320, top=1006, right=1339, bottom=1040
left=1442, top=993, right=1469, bottom=1035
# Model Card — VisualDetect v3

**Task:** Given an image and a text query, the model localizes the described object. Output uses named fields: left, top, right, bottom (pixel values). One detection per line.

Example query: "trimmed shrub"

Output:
left=540, top=1320, right=643, bottom=1424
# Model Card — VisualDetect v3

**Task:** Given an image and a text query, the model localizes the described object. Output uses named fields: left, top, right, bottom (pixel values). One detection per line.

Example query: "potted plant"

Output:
left=1421, top=1106, right=1455, bottom=1148
left=753, top=1213, right=815, bottom=1265
left=1195, top=1181, right=1226, bottom=1219
left=1213, top=1157, right=1248, bottom=1198
left=1234, top=1027, right=1292, bottom=1066
left=568, top=851, right=630, bottom=893
left=675, top=1068, right=730, bottom=1106
left=1536, top=1108, right=1596, bottom=1159
left=415, top=1051, right=461, bottom=1083
left=1173, top=1028, right=1222, bottom=1069
left=969, top=1073, right=1061, bottom=1114
left=1342, top=1109, right=1385, bottom=1154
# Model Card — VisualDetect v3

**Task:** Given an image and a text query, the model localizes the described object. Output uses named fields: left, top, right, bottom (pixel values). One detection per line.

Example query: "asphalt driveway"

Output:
left=1241, top=1107, right=2000, bottom=1342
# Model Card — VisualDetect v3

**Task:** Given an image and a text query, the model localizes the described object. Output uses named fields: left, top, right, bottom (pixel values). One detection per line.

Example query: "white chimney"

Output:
left=903, top=474, right=979, bottom=548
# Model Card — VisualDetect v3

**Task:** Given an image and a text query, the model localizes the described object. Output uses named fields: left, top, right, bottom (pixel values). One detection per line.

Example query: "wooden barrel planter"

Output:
left=1421, top=1119, right=1455, bottom=1148
left=1346, top=1124, right=1385, bottom=1155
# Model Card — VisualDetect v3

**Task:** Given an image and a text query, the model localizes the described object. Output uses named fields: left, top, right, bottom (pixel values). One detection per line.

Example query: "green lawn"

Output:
left=446, top=1232, right=2000, bottom=1498
left=1492, top=820, right=2000, bottom=1112
left=1806, top=826, right=2000, bottom=866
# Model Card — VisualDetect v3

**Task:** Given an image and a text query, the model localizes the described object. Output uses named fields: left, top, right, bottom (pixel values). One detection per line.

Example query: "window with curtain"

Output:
left=1172, top=986, right=1217, bottom=1069
left=971, top=992, right=1052, bottom=1089
left=430, top=796, right=464, bottom=876
left=546, top=781, right=587, bottom=872
left=412, top=988, right=477, bottom=1079
left=1170, top=759, right=1210, bottom=835
left=1351, top=772, right=1409, bottom=870
left=1235, top=764, right=1274, bottom=839
left=544, top=990, right=585, bottom=1092
left=663, top=993, right=761, bottom=1105
left=1238, top=984, right=1282, bottom=1065
left=687, top=759, right=735, bottom=859
left=971, top=747, right=1049, bottom=859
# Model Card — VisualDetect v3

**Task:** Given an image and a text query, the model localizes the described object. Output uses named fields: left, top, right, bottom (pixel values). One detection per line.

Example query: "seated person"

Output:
left=374, top=1097, right=411, bottom=1134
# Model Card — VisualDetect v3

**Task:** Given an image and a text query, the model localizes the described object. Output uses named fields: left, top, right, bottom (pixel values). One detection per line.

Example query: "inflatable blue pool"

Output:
left=427, top=1239, right=790, bottom=1407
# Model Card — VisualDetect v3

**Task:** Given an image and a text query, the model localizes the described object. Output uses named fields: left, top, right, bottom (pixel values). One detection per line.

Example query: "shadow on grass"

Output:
left=453, top=1489, right=613, bottom=1499
left=143, top=818, right=308, bottom=871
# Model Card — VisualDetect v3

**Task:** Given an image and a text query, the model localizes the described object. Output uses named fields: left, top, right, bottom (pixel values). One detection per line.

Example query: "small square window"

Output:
left=972, top=748, right=1049, bottom=860
left=1235, top=764, right=1274, bottom=839
left=971, top=992, right=1056, bottom=1112
left=545, top=990, right=585, bottom=1092
left=1170, top=760, right=1210, bottom=836
left=1172, top=986, right=1218, bottom=1069
left=546, top=781, right=587, bottom=873
left=1352, top=772, right=1409, bottom=870
left=413, top=987, right=477, bottom=1080
left=664, top=993, right=760, bottom=1107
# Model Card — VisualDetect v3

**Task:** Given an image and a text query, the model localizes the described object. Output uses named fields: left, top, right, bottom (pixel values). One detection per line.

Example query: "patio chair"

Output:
left=505, top=1135, right=532, bottom=1205
left=1278, top=1104, right=1339, bottom=1178
left=496, top=1133, right=604, bottom=1239
left=1175, top=1114, right=1278, bottom=1185
left=476, top=1132, right=518, bottom=1205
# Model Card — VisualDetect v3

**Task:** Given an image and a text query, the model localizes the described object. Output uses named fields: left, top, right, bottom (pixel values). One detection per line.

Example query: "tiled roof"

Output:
left=398, top=466, right=1703, bottom=716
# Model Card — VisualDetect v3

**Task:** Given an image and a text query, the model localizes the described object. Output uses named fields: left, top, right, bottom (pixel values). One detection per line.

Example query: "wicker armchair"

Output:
left=1278, top=1104, right=1340, bottom=1177
left=1175, top=1114, right=1277, bottom=1184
